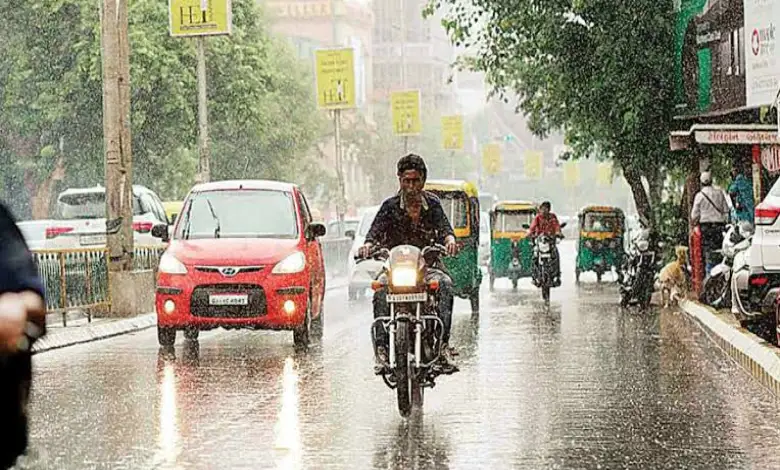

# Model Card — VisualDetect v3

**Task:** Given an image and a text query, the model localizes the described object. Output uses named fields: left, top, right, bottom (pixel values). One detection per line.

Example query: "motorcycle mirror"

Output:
left=657, top=241, right=666, bottom=248
left=522, top=224, right=530, bottom=230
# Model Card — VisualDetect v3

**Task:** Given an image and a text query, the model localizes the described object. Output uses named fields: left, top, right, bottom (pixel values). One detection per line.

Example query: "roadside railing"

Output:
left=34, top=239, right=352, bottom=326
left=33, top=245, right=166, bottom=326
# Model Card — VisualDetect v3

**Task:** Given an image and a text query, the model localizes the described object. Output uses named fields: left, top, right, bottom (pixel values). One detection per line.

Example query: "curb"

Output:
left=34, top=280, right=350, bottom=354
left=33, top=313, right=157, bottom=354
left=679, top=300, right=780, bottom=396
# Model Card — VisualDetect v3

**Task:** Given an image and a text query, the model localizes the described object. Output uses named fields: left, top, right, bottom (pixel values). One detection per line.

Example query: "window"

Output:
left=359, top=209, right=379, bottom=236
left=583, top=213, right=621, bottom=232
left=438, top=193, right=469, bottom=228
left=57, top=191, right=142, bottom=219
left=176, top=190, right=298, bottom=240
left=297, top=192, right=312, bottom=225
left=493, top=212, right=534, bottom=232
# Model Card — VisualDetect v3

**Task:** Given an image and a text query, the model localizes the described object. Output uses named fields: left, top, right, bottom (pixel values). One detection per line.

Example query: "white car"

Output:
left=16, top=219, right=60, bottom=251
left=45, top=185, right=169, bottom=249
left=478, top=211, right=490, bottom=266
left=347, top=205, right=382, bottom=300
left=747, top=180, right=780, bottom=315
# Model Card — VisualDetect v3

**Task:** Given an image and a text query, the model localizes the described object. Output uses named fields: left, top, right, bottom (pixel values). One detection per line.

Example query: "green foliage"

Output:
left=428, top=0, right=679, bottom=223
left=0, top=0, right=324, bottom=207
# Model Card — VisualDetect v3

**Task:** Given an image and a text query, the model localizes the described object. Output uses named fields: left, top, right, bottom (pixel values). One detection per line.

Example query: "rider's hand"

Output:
left=445, top=236, right=458, bottom=256
left=0, top=292, right=38, bottom=353
left=358, top=243, right=373, bottom=259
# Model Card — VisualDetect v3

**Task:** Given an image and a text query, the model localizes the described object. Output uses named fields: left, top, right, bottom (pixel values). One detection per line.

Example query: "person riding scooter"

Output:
left=528, top=201, right=563, bottom=287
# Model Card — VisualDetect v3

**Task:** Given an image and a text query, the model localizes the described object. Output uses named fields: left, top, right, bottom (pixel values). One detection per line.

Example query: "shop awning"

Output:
left=669, top=124, right=779, bottom=150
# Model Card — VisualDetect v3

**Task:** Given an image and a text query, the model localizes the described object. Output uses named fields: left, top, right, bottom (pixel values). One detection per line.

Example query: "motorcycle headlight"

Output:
left=539, top=242, right=551, bottom=253
left=158, top=252, right=187, bottom=274
left=272, top=251, right=306, bottom=274
left=391, top=266, right=417, bottom=287
left=585, top=240, right=593, bottom=249
left=637, top=240, right=649, bottom=252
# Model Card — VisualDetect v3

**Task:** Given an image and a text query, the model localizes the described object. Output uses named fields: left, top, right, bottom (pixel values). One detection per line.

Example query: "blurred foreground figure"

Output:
left=0, top=203, right=46, bottom=470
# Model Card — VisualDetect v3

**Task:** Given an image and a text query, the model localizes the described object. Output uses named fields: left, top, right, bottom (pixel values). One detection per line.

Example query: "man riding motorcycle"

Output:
left=358, top=154, right=459, bottom=373
left=528, top=201, right=563, bottom=287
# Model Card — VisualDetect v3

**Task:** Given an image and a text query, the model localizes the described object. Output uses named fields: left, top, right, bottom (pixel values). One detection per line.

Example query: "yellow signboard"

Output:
left=482, top=144, right=501, bottom=175
left=169, top=0, right=232, bottom=37
left=524, top=150, right=543, bottom=179
left=391, top=90, right=421, bottom=136
left=441, top=115, right=464, bottom=150
left=563, top=160, right=580, bottom=188
left=314, top=48, right=356, bottom=110
left=597, top=162, right=613, bottom=187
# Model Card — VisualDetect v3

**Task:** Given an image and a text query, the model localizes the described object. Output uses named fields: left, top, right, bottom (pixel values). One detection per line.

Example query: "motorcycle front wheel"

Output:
left=394, top=321, right=414, bottom=417
left=700, top=274, right=727, bottom=307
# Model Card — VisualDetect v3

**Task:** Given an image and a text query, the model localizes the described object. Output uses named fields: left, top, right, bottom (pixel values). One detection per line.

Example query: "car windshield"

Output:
left=58, top=192, right=142, bottom=219
left=328, top=220, right=359, bottom=236
left=494, top=211, right=534, bottom=232
left=437, top=193, right=469, bottom=228
left=584, top=213, right=621, bottom=232
left=176, top=190, right=298, bottom=239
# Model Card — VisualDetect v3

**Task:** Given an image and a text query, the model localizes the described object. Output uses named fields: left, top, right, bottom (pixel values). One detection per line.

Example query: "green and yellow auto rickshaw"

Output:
left=575, top=205, right=625, bottom=283
left=488, top=201, right=538, bottom=291
left=424, top=179, right=482, bottom=313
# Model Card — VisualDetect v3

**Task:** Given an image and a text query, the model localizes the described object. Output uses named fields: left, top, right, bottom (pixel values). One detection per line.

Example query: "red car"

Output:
left=151, top=180, right=327, bottom=349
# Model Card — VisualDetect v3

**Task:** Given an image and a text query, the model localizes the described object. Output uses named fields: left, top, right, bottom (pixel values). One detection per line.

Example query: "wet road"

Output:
left=21, top=242, right=780, bottom=469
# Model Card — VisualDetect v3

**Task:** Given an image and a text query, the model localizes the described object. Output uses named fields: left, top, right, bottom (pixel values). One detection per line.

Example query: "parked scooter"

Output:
left=700, top=222, right=753, bottom=310
left=619, top=227, right=662, bottom=309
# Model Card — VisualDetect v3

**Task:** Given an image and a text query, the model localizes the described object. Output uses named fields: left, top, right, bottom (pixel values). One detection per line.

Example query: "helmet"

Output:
left=397, top=153, right=427, bottom=180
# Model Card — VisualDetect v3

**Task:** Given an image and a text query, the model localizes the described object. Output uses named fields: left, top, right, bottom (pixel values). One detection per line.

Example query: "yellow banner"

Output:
left=169, top=0, right=232, bottom=37
left=524, top=150, right=543, bottom=180
left=563, top=160, right=580, bottom=188
left=441, top=115, right=464, bottom=150
left=482, top=143, right=501, bottom=175
left=597, top=162, right=613, bottom=187
left=391, top=90, right=421, bottom=136
left=315, top=48, right=356, bottom=110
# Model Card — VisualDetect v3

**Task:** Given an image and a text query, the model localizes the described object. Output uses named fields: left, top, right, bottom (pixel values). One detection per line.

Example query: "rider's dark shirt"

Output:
left=365, top=191, right=455, bottom=249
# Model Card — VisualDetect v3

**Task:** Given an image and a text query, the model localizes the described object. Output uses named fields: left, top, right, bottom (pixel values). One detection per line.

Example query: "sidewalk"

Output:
left=679, top=299, right=780, bottom=396
left=34, top=276, right=350, bottom=354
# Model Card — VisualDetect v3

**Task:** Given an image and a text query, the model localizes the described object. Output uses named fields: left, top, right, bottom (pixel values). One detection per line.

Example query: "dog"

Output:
left=657, top=246, right=689, bottom=308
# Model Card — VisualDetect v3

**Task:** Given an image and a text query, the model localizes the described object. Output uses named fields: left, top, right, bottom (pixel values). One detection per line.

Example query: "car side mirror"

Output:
left=169, top=213, right=178, bottom=225
left=307, top=223, right=326, bottom=240
left=152, top=224, right=170, bottom=242
left=560, top=222, right=568, bottom=229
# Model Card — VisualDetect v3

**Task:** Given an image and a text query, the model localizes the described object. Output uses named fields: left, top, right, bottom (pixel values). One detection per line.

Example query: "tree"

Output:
left=427, top=0, right=677, bottom=226
left=0, top=0, right=324, bottom=216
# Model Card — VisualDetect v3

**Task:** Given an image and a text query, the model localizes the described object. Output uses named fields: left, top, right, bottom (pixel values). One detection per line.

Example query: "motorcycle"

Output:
left=356, top=243, right=453, bottom=417
left=527, top=222, right=567, bottom=304
left=619, top=228, right=661, bottom=309
left=700, top=222, right=753, bottom=310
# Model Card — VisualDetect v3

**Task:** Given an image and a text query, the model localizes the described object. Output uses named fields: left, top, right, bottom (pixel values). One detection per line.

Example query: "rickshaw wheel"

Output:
left=596, top=272, right=602, bottom=283
left=489, top=272, right=495, bottom=292
left=575, top=269, right=580, bottom=284
left=511, top=279, right=518, bottom=290
left=469, top=293, right=480, bottom=314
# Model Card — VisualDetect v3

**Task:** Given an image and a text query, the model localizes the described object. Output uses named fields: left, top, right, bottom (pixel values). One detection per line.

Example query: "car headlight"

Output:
left=158, top=252, right=187, bottom=274
left=273, top=252, right=306, bottom=274
left=391, top=267, right=417, bottom=287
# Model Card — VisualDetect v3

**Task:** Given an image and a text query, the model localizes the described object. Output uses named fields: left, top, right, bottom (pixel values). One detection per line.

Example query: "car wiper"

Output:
left=182, top=200, right=194, bottom=240
left=205, top=199, right=221, bottom=239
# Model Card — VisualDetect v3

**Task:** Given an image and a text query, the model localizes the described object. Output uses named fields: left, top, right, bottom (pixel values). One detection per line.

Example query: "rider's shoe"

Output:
left=438, top=343, right=459, bottom=374
left=374, top=346, right=389, bottom=375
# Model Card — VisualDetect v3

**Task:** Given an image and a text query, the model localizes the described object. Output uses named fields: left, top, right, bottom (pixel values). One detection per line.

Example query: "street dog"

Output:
left=657, top=246, right=689, bottom=308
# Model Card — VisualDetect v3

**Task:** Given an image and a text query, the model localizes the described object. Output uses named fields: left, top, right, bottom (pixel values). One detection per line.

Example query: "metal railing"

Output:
left=34, top=239, right=352, bottom=326
left=33, top=245, right=166, bottom=326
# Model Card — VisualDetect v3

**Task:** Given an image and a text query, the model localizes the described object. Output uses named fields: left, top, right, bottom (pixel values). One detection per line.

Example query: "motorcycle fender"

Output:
left=710, top=264, right=729, bottom=277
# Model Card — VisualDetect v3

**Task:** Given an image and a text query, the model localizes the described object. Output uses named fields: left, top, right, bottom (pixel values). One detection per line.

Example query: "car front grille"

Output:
left=190, top=284, right=267, bottom=318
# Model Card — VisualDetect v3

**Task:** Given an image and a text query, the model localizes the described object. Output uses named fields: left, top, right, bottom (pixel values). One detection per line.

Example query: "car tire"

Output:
left=311, top=298, right=324, bottom=340
left=184, top=327, right=199, bottom=341
left=158, top=327, right=176, bottom=346
left=293, top=299, right=311, bottom=350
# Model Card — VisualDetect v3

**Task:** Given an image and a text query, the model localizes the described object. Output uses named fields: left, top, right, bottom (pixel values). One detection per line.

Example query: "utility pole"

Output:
left=329, top=0, right=346, bottom=235
left=101, top=0, right=133, bottom=274
left=196, top=37, right=210, bottom=183
left=400, top=0, right=408, bottom=153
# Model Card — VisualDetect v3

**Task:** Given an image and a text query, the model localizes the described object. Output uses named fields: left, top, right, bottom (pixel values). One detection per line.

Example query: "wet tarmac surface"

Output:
left=19, top=242, right=780, bottom=469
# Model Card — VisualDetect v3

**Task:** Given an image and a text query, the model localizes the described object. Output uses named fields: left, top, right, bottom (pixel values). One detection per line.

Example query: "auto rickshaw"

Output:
left=575, top=205, right=625, bottom=283
left=488, top=201, right=538, bottom=290
left=424, top=179, right=482, bottom=313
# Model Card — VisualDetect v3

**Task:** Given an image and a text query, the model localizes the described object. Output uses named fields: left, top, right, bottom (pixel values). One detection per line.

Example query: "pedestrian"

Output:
left=691, top=171, right=731, bottom=273
left=728, top=165, right=754, bottom=224
left=0, top=202, right=46, bottom=470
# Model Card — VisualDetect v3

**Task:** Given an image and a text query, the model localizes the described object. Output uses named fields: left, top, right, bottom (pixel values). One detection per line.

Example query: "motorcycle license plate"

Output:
left=540, top=253, right=551, bottom=258
left=387, top=292, right=427, bottom=303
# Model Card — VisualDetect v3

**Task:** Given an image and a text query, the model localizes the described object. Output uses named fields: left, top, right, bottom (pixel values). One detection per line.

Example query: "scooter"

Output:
left=700, top=222, right=752, bottom=309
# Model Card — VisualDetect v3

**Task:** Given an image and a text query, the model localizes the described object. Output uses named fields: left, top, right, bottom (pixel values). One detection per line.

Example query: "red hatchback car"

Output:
left=151, top=180, right=327, bottom=349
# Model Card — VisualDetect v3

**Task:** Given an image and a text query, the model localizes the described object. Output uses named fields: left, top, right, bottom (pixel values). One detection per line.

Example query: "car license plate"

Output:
left=80, top=234, right=106, bottom=246
left=209, top=294, right=249, bottom=306
left=387, top=292, right=427, bottom=303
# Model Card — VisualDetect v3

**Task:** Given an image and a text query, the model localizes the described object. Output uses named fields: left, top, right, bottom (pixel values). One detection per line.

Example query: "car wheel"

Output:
left=293, top=299, right=311, bottom=350
left=311, top=298, right=324, bottom=340
left=158, top=327, right=176, bottom=346
left=184, top=327, right=199, bottom=341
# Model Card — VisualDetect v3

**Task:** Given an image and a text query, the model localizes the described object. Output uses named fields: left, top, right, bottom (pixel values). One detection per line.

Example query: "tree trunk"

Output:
left=646, top=163, right=663, bottom=213
left=24, top=157, right=65, bottom=219
left=623, top=165, right=653, bottom=228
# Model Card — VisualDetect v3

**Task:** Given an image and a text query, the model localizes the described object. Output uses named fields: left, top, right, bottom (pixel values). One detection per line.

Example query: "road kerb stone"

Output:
left=33, top=313, right=157, bottom=354
left=680, top=300, right=780, bottom=397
